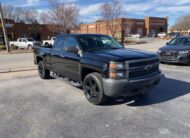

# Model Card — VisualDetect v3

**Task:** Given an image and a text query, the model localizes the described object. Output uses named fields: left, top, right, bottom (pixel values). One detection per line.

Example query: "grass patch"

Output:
left=0, top=45, right=6, bottom=51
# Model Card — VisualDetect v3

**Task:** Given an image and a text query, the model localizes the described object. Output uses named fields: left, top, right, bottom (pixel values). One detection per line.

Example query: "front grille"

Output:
left=129, top=66, right=159, bottom=79
left=160, top=56, right=178, bottom=61
left=127, top=58, right=160, bottom=80
left=160, top=51, right=178, bottom=57
left=129, top=58, right=159, bottom=68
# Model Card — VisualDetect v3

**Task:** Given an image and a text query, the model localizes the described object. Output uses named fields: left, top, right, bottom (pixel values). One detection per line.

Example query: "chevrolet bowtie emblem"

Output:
left=144, top=65, right=153, bottom=71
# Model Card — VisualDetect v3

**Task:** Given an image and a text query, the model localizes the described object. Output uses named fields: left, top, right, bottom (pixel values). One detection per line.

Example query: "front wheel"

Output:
left=38, top=61, right=50, bottom=79
left=83, top=73, right=107, bottom=105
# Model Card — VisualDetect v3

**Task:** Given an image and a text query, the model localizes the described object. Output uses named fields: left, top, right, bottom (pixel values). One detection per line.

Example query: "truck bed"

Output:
left=33, top=46, right=52, bottom=65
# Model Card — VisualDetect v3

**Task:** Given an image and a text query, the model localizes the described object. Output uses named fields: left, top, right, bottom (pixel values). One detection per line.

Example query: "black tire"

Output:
left=83, top=73, right=107, bottom=105
left=45, top=43, right=49, bottom=47
left=38, top=61, right=50, bottom=79
left=28, top=44, right=32, bottom=50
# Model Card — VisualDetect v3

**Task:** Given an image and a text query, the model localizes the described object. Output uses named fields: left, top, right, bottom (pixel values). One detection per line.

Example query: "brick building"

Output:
left=0, top=19, right=57, bottom=43
left=72, top=16, right=169, bottom=41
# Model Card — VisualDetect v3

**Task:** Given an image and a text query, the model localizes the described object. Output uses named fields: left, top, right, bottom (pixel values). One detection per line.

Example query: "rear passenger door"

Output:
left=51, top=36, right=66, bottom=75
left=22, top=39, right=28, bottom=48
left=18, top=38, right=24, bottom=48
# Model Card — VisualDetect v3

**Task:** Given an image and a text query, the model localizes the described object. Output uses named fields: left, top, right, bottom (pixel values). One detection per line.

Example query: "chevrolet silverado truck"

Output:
left=34, top=34, right=161, bottom=105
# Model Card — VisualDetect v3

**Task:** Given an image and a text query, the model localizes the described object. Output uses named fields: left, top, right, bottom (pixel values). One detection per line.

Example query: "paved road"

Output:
left=126, top=38, right=168, bottom=52
left=0, top=64, right=190, bottom=138
left=0, top=53, right=36, bottom=73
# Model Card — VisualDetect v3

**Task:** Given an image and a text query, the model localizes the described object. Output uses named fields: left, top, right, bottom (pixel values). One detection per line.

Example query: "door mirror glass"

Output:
left=65, top=46, right=79, bottom=53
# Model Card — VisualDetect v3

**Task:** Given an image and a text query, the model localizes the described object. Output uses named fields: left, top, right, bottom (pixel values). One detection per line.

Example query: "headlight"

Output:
left=109, top=62, right=126, bottom=79
left=109, top=62, right=125, bottom=69
left=178, top=50, right=189, bottom=54
left=109, top=71, right=125, bottom=79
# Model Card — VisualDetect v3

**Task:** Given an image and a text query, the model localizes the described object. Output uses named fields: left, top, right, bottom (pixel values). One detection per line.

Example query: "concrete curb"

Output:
left=0, top=68, right=37, bottom=74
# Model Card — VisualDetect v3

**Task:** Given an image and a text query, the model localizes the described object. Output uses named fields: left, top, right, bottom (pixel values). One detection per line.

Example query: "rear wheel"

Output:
left=45, top=43, right=49, bottom=47
left=83, top=73, right=107, bottom=105
left=28, top=44, right=32, bottom=50
left=38, top=61, right=50, bottom=79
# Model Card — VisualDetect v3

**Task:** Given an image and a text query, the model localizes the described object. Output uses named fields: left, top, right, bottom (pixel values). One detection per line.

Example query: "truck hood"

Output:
left=159, top=45, right=190, bottom=51
left=83, top=48, right=158, bottom=62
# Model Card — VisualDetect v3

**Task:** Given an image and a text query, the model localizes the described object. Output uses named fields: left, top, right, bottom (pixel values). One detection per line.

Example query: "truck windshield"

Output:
left=77, top=35, right=123, bottom=51
left=168, top=37, right=190, bottom=46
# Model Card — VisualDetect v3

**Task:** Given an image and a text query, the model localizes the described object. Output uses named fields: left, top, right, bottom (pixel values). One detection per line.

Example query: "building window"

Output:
left=136, top=22, right=144, bottom=25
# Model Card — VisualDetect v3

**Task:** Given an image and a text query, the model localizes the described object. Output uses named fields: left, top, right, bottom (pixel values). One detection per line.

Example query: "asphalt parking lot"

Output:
left=0, top=64, right=190, bottom=138
left=0, top=38, right=190, bottom=138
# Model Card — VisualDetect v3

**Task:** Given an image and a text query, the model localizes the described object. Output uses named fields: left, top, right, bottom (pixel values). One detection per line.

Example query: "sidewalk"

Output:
left=0, top=53, right=36, bottom=73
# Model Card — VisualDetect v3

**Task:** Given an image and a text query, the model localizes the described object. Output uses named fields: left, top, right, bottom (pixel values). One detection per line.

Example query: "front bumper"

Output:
left=103, top=73, right=161, bottom=97
left=160, top=55, right=190, bottom=64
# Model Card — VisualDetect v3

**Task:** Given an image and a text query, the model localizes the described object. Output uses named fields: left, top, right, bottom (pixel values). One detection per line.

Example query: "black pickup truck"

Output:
left=34, top=34, right=161, bottom=105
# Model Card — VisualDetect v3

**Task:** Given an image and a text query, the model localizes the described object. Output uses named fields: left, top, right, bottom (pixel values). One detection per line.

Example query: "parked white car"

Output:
left=157, top=32, right=167, bottom=38
left=131, top=34, right=141, bottom=38
left=9, top=38, right=41, bottom=49
left=42, top=37, right=56, bottom=46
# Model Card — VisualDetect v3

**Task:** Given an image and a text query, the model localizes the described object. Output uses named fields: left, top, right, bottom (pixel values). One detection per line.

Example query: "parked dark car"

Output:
left=158, top=36, right=190, bottom=65
left=146, top=33, right=157, bottom=37
left=34, top=34, right=161, bottom=105
left=164, top=32, right=181, bottom=40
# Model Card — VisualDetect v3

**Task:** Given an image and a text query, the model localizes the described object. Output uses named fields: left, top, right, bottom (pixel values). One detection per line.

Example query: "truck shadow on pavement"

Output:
left=105, top=76, right=190, bottom=106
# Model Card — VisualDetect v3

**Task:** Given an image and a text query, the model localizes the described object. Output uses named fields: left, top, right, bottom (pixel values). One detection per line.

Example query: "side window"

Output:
left=23, top=39, right=27, bottom=42
left=64, top=37, right=78, bottom=49
left=19, top=39, right=22, bottom=42
left=53, top=36, right=65, bottom=51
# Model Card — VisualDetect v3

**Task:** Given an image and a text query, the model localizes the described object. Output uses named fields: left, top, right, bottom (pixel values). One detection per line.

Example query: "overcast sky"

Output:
left=2, top=0, right=190, bottom=26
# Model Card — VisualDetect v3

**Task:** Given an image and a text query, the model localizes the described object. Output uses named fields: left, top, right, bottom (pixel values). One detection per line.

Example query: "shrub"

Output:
left=0, top=46, right=6, bottom=51
left=11, top=45, right=18, bottom=50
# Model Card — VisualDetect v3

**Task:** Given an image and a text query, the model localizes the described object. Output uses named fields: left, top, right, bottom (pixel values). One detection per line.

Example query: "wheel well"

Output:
left=36, top=56, right=43, bottom=64
left=81, top=68, right=101, bottom=81
left=45, top=42, right=49, bottom=45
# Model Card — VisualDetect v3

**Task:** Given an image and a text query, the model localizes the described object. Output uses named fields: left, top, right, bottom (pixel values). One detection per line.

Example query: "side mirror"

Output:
left=119, top=42, right=125, bottom=47
left=65, top=46, right=79, bottom=53
left=166, top=42, right=169, bottom=45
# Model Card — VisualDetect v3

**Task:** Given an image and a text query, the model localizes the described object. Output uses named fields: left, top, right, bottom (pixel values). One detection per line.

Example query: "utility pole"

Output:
left=0, top=3, right=10, bottom=53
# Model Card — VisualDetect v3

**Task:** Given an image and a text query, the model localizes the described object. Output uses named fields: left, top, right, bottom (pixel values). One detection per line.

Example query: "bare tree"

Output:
left=2, top=4, right=14, bottom=20
left=39, top=12, right=50, bottom=24
left=22, top=9, right=39, bottom=24
left=2, top=4, right=39, bottom=24
left=48, top=0, right=80, bottom=33
left=13, top=7, right=25, bottom=22
left=173, top=15, right=190, bottom=31
left=100, top=0, right=123, bottom=38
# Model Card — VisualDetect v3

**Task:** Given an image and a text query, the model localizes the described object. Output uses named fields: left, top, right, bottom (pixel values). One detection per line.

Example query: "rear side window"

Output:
left=168, top=38, right=181, bottom=45
left=19, top=39, right=22, bottom=42
left=64, top=37, right=78, bottom=49
left=181, top=38, right=190, bottom=46
left=53, top=36, right=65, bottom=51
